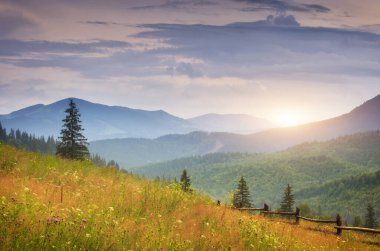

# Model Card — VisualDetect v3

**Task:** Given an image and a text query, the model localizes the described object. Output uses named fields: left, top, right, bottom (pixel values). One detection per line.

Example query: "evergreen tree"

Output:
left=0, top=122, right=6, bottom=143
left=180, top=169, right=191, bottom=192
left=56, top=99, right=89, bottom=160
left=280, top=184, right=295, bottom=212
left=233, top=176, right=251, bottom=208
left=365, top=203, right=377, bottom=228
left=353, top=215, right=362, bottom=227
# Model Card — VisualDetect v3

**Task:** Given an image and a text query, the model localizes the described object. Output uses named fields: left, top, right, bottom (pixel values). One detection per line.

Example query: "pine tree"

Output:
left=56, top=99, right=89, bottom=160
left=365, top=203, right=377, bottom=228
left=0, top=122, right=6, bottom=143
left=280, top=184, right=295, bottom=212
left=353, top=215, right=362, bottom=227
left=180, top=169, right=191, bottom=192
left=233, top=176, right=251, bottom=208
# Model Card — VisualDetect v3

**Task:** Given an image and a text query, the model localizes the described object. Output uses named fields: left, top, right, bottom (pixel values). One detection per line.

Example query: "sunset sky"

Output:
left=1, top=0, right=380, bottom=126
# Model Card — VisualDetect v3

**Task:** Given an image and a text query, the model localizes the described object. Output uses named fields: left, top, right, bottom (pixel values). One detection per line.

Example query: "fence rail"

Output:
left=232, top=203, right=379, bottom=236
left=334, top=226, right=380, bottom=234
left=297, top=216, right=336, bottom=224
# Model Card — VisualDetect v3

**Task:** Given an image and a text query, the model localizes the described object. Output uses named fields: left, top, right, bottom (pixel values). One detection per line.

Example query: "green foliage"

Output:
left=0, top=122, right=57, bottom=154
left=56, top=99, right=89, bottom=160
left=233, top=176, right=252, bottom=208
left=280, top=184, right=295, bottom=212
left=353, top=216, right=363, bottom=227
left=136, top=131, right=380, bottom=220
left=298, top=203, right=313, bottom=218
left=365, top=203, right=377, bottom=228
left=180, top=169, right=191, bottom=192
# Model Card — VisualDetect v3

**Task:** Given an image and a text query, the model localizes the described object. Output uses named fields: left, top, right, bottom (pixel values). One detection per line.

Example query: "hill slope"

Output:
left=2, top=144, right=376, bottom=250
left=188, top=113, right=274, bottom=134
left=91, top=95, right=380, bottom=168
left=134, top=131, right=380, bottom=221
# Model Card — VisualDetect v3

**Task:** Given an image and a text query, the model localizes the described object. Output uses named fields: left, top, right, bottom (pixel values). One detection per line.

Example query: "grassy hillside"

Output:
left=135, top=131, right=380, bottom=222
left=1, top=144, right=379, bottom=250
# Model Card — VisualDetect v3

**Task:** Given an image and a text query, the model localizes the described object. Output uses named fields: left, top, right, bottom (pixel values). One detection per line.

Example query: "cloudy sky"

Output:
left=1, top=0, right=380, bottom=126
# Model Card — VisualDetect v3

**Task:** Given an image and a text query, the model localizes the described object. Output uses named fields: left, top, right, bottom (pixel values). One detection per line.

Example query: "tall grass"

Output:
left=0, top=144, right=378, bottom=250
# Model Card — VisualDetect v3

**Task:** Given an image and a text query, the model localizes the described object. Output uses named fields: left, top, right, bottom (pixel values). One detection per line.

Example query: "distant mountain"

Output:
left=0, top=98, right=274, bottom=141
left=0, top=98, right=196, bottom=141
left=90, top=95, right=380, bottom=168
left=188, top=113, right=274, bottom=134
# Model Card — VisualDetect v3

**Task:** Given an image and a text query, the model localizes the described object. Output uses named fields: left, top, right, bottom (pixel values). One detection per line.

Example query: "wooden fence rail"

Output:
left=334, top=226, right=380, bottom=234
left=233, top=203, right=379, bottom=236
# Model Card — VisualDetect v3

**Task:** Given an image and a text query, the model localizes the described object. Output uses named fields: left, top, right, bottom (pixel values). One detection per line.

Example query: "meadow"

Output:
left=0, top=144, right=379, bottom=250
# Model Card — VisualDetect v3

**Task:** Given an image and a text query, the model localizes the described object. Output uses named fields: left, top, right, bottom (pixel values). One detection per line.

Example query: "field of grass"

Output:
left=0, top=143, right=379, bottom=250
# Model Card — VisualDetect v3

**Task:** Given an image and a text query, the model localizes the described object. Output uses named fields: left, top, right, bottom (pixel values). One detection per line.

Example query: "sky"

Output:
left=1, top=0, right=380, bottom=126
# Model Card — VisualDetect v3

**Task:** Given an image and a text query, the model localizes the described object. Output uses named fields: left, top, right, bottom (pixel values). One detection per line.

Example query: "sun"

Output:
left=275, top=112, right=302, bottom=127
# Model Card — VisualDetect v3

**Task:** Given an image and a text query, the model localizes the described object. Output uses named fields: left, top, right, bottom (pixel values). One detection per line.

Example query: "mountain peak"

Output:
left=349, top=94, right=380, bottom=115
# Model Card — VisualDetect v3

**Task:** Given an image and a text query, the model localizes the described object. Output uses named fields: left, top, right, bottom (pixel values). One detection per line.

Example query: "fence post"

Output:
left=263, top=204, right=269, bottom=217
left=336, top=214, right=342, bottom=236
left=264, top=203, right=269, bottom=211
left=295, top=207, right=300, bottom=224
left=60, top=186, right=63, bottom=203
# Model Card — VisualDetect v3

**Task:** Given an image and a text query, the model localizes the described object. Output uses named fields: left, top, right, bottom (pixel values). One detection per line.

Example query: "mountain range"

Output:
left=90, top=95, right=380, bottom=167
left=0, top=98, right=272, bottom=141
left=2, top=95, right=380, bottom=168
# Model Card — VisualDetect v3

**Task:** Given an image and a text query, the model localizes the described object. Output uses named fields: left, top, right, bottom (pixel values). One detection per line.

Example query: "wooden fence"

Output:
left=235, top=204, right=379, bottom=236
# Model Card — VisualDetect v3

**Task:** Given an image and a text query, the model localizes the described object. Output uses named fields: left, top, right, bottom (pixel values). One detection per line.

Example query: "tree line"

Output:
left=231, top=176, right=378, bottom=228
left=0, top=122, right=57, bottom=154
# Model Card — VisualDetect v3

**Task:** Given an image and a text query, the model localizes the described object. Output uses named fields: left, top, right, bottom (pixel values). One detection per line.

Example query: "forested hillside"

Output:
left=134, top=131, right=380, bottom=222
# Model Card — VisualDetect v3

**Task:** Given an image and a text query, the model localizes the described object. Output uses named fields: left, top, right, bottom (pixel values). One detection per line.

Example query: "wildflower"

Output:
left=47, top=217, right=52, bottom=225
left=54, top=217, right=60, bottom=224
left=82, top=218, right=87, bottom=224
left=86, top=233, right=91, bottom=238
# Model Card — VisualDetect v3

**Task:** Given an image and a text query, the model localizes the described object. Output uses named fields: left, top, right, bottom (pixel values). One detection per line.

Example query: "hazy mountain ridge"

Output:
left=188, top=113, right=274, bottom=133
left=90, top=95, right=380, bottom=167
left=0, top=98, right=273, bottom=141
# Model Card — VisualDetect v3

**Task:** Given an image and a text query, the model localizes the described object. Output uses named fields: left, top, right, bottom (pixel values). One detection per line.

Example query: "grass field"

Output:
left=0, top=144, right=379, bottom=250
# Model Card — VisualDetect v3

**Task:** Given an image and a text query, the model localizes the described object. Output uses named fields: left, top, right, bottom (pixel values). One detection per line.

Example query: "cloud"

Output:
left=135, top=15, right=380, bottom=79
left=0, top=39, right=131, bottom=57
left=130, top=0, right=217, bottom=10
left=1, top=14, right=380, bottom=82
left=235, top=0, right=330, bottom=13
left=166, top=62, right=203, bottom=78
left=228, top=14, right=300, bottom=27
left=0, top=9, right=38, bottom=38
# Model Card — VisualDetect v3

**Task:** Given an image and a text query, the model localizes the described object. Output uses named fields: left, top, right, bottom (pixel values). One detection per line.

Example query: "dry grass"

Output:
left=0, top=144, right=379, bottom=250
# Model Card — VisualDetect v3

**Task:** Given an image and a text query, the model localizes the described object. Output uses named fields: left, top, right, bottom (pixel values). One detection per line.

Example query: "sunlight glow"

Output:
left=275, top=112, right=302, bottom=127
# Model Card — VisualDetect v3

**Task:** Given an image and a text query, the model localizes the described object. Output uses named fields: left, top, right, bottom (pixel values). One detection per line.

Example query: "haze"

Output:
left=1, top=0, right=380, bottom=126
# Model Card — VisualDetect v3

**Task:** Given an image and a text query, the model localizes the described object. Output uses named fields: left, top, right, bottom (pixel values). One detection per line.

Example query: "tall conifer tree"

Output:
left=233, top=176, right=251, bottom=208
left=180, top=169, right=191, bottom=192
left=56, top=99, right=89, bottom=160
left=365, top=203, right=377, bottom=228
left=280, top=184, right=295, bottom=212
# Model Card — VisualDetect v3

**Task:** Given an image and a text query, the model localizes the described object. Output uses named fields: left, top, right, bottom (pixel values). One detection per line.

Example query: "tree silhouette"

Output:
left=180, top=169, right=191, bottom=192
left=280, top=184, right=295, bottom=212
left=365, top=203, right=377, bottom=228
left=56, top=99, right=89, bottom=160
left=233, top=176, right=251, bottom=208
